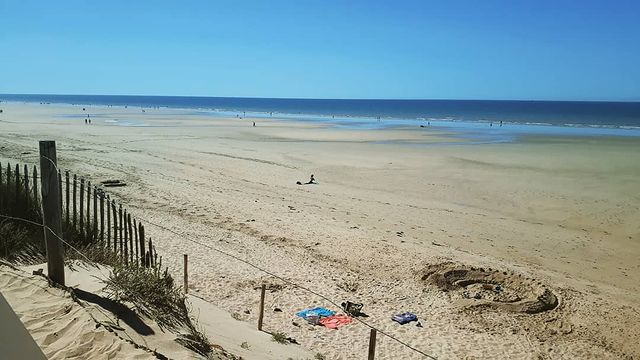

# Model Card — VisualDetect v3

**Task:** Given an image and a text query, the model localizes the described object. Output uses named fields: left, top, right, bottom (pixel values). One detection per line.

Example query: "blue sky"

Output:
left=1, top=1, right=639, bottom=100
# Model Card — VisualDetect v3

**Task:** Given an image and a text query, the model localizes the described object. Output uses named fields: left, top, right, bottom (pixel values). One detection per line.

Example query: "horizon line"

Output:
left=1, top=92, right=639, bottom=104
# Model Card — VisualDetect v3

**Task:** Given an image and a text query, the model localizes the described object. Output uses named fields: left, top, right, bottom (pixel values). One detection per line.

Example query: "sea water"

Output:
left=2, top=94, right=639, bottom=140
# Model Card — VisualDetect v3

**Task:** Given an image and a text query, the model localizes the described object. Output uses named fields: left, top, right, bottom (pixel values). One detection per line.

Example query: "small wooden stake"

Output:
left=183, top=254, right=188, bottom=294
left=368, top=329, right=377, bottom=360
left=258, top=284, right=266, bottom=331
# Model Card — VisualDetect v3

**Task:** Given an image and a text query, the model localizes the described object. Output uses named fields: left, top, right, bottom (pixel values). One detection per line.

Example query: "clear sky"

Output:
left=1, top=0, right=639, bottom=100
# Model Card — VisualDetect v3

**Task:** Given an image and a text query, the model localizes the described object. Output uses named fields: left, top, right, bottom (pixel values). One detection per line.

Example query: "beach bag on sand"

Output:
left=341, top=301, right=363, bottom=316
left=392, top=312, right=418, bottom=325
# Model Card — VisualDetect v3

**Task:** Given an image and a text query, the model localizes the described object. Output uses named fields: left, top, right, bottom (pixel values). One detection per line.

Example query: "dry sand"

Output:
left=1, top=102, right=639, bottom=359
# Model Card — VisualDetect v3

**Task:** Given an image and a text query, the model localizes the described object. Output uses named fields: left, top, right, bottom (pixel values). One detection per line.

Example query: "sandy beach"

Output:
left=1, top=102, right=639, bottom=359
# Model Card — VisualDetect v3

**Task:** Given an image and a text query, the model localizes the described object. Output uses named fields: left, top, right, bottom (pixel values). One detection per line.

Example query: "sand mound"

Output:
left=420, top=262, right=558, bottom=314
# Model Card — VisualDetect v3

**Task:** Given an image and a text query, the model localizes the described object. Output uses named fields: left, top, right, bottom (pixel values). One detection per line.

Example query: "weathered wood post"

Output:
left=258, top=284, right=266, bottom=331
left=368, top=329, right=377, bottom=360
left=183, top=254, right=188, bottom=294
left=57, top=171, right=62, bottom=224
left=39, top=141, right=65, bottom=286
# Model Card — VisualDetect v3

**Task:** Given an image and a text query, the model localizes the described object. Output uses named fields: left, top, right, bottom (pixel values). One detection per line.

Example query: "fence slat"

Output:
left=118, top=204, right=123, bottom=257
left=0, top=162, right=3, bottom=208
left=23, top=165, right=29, bottom=209
left=65, top=171, right=69, bottom=224
left=123, top=209, right=129, bottom=264
left=32, top=166, right=38, bottom=206
left=112, top=201, right=118, bottom=253
left=86, top=182, right=91, bottom=240
left=79, top=178, right=84, bottom=237
left=58, top=171, right=62, bottom=221
left=100, top=190, right=104, bottom=243
left=72, top=175, right=77, bottom=229
left=93, top=186, right=98, bottom=242
left=139, top=223, right=146, bottom=267
left=15, top=164, right=20, bottom=200
left=133, top=219, right=139, bottom=266
left=127, top=214, right=133, bottom=264
left=106, top=196, right=111, bottom=248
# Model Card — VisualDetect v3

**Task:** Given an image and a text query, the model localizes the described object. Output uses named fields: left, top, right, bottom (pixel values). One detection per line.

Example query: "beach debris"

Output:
left=392, top=312, right=418, bottom=325
left=101, top=179, right=127, bottom=187
left=396, top=231, right=404, bottom=237
left=273, top=307, right=283, bottom=312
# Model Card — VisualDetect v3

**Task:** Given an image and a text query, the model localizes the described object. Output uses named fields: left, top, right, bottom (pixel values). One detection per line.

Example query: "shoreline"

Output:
left=2, top=98, right=640, bottom=138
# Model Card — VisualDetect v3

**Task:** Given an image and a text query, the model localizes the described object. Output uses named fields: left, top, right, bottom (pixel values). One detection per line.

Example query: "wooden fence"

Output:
left=0, top=160, right=160, bottom=269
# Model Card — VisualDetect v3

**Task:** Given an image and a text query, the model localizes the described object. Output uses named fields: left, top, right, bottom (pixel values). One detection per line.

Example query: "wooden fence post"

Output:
left=368, top=329, right=377, bottom=360
left=39, top=141, right=65, bottom=286
left=183, top=254, right=188, bottom=294
left=258, top=284, right=266, bottom=331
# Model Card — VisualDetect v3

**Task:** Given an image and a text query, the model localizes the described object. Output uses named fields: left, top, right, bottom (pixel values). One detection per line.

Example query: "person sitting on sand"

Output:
left=296, top=174, right=316, bottom=185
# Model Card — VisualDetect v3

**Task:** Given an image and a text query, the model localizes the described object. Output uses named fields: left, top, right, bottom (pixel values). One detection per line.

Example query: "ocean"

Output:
left=2, top=94, right=640, bottom=139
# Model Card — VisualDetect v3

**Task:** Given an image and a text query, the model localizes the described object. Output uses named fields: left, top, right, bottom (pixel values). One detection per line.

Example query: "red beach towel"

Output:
left=319, top=314, right=353, bottom=329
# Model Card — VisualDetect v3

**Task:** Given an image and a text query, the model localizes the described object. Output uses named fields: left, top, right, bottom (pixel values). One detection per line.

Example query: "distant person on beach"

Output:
left=252, top=121, right=255, bottom=127
left=85, top=118, right=87, bottom=124
left=88, top=118, right=92, bottom=124
left=296, top=174, right=316, bottom=185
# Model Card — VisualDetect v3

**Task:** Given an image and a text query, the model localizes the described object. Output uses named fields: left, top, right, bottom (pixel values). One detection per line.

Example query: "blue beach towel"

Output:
left=392, top=312, right=418, bottom=325
left=296, top=307, right=335, bottom=319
